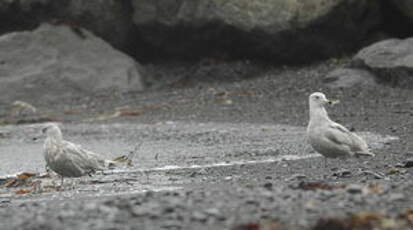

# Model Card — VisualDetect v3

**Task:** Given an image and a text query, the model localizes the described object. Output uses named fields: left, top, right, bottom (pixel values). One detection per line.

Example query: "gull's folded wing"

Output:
left=326, top=123, right=371, bottom=155
left=62, top=140, right=105, bottom=173
left=324, top=123, right=354, bottom=147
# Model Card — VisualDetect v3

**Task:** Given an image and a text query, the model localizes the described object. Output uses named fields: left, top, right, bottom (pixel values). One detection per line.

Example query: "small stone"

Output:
left=304, top=200, right=319, bottom=210
left=245, top=199, right=259, bottom=205
left=145, top=191, right=155, bottom=198
left=192, top=211, right=207, bottom=222
left=389, top=193, right=405, bottom=202
left=263, top=182, right=273, bottom=190
left=395, top=163, right=405, bottom=168
left=332, top=169, right=352, bottom=178
left=346, top=184, right=364, bottom=194
left=403, top=158, right=413, bottom=168
left=286, top=174, right=307, bottom=181
left=318, top=190, right=337, bottom=201
left=350, top=194, right=364, bottom=203
left=204, top=208, right=221, bottom=217
left=168, top=177, right=179, bottom=181
left=359, top=170, right=385, bottom=179
left=197, top=168, right=208, bottom=175
left=163, top=206, right=175, bottom=214
left=0, top=198, right=10, bottom=204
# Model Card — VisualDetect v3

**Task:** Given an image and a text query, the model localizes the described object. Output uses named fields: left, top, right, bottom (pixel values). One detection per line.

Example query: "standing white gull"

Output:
left=306, top=92, right=374, bottom=167
left=43, top=123, right=118, bottom=186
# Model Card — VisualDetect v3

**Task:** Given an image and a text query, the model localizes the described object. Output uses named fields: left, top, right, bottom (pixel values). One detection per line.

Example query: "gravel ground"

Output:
left=0, top=59, right=412, bottom=230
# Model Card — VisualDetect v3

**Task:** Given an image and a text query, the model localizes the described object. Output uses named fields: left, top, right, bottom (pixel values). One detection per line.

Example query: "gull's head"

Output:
left=42, top=123, right=63, bottom=139
left=309, top=92, right=331, bottom=108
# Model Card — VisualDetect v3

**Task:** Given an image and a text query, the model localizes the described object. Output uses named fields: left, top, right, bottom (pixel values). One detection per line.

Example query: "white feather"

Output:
left=306, top=92, right=375, bottom=159
left=43, top=124, right=108, bottom=178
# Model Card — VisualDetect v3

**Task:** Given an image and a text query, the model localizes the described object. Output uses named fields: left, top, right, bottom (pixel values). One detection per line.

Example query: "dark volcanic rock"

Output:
left=389, top=0, right=413, bottom=22
left=0, top=0, right=135, bottom=51
left=352, top=38, right=413, bottom=88
left=53, top=0, right=135, bottom=51
left=132, top=0, right=381, bottom=62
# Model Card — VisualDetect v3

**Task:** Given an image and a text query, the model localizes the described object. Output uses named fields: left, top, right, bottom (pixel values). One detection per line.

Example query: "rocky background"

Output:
left=0, top=0, right=413, bottom=100
left=1, top=1, right=413, bottom=230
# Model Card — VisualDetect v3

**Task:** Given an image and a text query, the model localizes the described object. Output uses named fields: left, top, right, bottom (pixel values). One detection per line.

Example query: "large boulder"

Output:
left=132, top=0, right=381, bottom=62
left=0, top=24, right=144, bottom=103
left=324, top=68, right=377, bottom=89
left=0, top=0, right=134, bottom=51
left=352, top=38, right=413, bottom=88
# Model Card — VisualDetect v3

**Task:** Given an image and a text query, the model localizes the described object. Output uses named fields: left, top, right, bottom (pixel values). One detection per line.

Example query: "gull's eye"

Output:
left=315, top=96, right=319, bottom=99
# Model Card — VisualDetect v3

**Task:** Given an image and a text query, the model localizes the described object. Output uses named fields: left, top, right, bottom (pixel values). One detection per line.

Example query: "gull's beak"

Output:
left=327, top=99, right=340, bottom=106
left=32, top=127, right=48, bottom=142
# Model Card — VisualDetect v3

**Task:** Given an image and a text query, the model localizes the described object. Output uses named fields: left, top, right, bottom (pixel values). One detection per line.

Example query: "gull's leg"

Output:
left=343, top=157, right=349, bottom=168
left=70, top=178, right=76, bottom=190
left=287, top=160, right=291, bottom=174
left=282, top=158, right=291, bottom=174
left=145, top=171, right=149, bottom=183
left=60, top=176, right=64, bottom=190
left=309, top=156, right=317, bottom=169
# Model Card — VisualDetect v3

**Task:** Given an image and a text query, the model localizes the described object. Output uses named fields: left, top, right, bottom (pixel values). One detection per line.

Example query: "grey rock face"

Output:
left=0, top=23, right=144, bottom=102
left=352, top=38, right=413, bottom=88
left=132, top=0, right=381, bottom=61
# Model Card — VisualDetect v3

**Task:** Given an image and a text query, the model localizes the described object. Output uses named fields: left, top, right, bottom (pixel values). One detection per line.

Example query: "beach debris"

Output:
left=91, top=105, right=167, bottom=121
left=1, top=172, right=36, bottom=188
left=292, top=181, right=345, bottom=191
